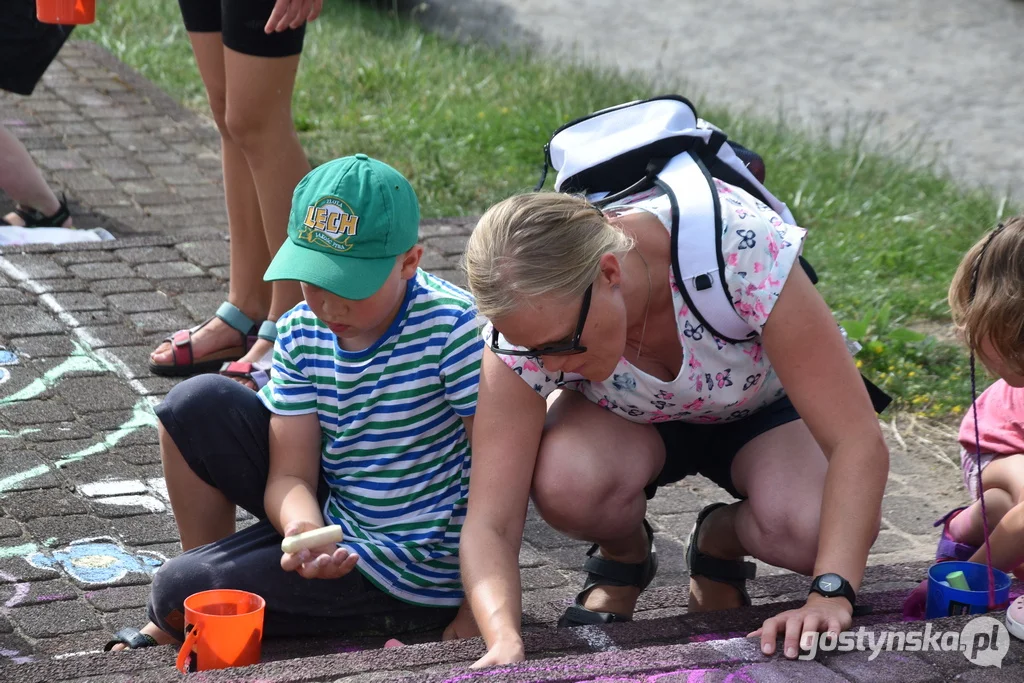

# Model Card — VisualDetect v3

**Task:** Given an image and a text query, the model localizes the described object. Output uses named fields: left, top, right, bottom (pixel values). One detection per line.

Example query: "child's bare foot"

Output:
left=107, top=622, right=177, bottom=651
left=442, top=602, right=479, bottom=640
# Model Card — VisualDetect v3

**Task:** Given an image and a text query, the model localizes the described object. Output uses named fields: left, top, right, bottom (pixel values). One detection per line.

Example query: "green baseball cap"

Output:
left=264, top=154, right=420, bottom=300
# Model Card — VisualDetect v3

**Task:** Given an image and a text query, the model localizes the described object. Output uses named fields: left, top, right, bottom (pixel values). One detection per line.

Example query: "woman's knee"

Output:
left=531, top=432, right=642, bottom=536
left=207, top=90, right=229, bottom=138
left=745, top=501, right=822, bottom=573
left=223, top=104, right=288, bottom=153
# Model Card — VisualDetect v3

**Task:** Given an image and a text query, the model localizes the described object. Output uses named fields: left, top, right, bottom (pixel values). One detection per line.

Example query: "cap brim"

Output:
left=263, top=239, right=397, bottom=300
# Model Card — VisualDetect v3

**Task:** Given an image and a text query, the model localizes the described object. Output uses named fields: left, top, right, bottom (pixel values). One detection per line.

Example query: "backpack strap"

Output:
left=655, top=152, right=757, bottom=343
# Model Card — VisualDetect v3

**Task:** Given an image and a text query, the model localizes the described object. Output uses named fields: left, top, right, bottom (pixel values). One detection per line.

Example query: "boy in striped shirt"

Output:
left=107, top=155, right=481, bottom=652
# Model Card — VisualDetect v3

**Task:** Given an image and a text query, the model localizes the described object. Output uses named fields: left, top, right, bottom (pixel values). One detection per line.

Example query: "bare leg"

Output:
left=150, top=32, right=273, bottom=371
left=221, top=47, right=308, bottom=366
left=110, top=421, right=237, bottom=651
left=0, top=124, right=71, bottom=227
left=958, top=454, right=1024, bottom=572
left=531, top=391, right=664, bottom=617
left=690, top=420, right=832, bottom=612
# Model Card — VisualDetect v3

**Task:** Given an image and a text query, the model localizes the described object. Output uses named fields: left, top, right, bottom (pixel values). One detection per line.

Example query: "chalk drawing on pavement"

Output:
left=79, top=477, right=169, bottom=514
left=26, top=537, right=164, bottom=586
left=0, top=348, right=18, bottom=366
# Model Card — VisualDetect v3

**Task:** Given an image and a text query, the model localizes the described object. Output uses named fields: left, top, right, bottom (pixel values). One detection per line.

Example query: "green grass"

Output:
left=79, top=0, right=1016, bottom=417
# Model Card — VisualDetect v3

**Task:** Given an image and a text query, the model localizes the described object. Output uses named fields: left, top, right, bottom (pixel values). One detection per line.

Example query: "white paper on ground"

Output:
left=0, top=226, right=115, bottom=246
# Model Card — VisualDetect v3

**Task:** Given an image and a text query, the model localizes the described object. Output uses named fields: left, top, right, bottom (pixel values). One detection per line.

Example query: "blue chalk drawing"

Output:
left=25, top=537, right=165, bottom=585
left=0, top=349, right=18, bottom=366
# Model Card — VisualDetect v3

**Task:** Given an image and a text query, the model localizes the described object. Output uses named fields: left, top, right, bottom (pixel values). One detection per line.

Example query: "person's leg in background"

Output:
left=0, top=123, right=72, bottom=226
left=151, top=0, right=314, bottom=384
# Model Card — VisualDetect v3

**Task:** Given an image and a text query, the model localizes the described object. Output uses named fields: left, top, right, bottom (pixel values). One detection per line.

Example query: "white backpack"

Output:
left=538, top=95, right=799, bottom=343
left=538, top=95, right=891, bottom=413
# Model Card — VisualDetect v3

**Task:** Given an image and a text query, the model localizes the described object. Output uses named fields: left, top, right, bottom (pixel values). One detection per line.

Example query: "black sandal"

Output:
left=557, top=519, right=658, bottom=627
left=686, top=502, right=756, bottom=606
left=103, top=627, right=158, bottom=651
left=1, top=193, right=72, bottom=227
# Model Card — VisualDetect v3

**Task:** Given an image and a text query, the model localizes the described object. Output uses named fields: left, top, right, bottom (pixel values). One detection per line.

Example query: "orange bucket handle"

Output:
left=176, top=625, right=201, bottom=673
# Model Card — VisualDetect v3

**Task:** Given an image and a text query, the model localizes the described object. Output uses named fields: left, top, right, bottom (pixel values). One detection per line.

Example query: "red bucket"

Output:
left=37, top=0, right=95, bottom=25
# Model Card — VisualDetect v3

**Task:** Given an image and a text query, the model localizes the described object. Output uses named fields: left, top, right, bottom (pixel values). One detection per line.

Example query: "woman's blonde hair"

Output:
left=463, top=192, right=634, bottom=320
left=949, top=215, right=1024, bottom=374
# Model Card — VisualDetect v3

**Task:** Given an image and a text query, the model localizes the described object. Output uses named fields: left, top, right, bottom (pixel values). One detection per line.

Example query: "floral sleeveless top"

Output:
left=483, top=181, right=807, bottom=424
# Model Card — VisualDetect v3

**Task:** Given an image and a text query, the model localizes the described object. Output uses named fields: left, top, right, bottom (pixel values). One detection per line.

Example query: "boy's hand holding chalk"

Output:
left=279, top=522, right=358, bottom=580
left=281, top=524, right=344, bottom=554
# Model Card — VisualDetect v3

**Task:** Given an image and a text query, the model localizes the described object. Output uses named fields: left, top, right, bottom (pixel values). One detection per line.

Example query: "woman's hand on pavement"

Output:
left=266, top=0, right=323, bottom=33
left=748, top=593, right=854, bottom=658
left=280, top=520, right=357, bottom=579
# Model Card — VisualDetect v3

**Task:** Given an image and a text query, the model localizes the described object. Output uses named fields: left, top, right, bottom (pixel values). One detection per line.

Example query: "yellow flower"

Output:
left=907, top=371, right=916, bottom=377
left=856, top=360, right=863, bottom=368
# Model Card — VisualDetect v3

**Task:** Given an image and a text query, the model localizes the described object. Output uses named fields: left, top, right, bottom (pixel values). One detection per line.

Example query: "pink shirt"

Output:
left=959, top=379, right=1024, bottom=456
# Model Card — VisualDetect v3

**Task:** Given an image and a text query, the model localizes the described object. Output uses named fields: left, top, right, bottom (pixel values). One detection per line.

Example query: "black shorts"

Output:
left=178, top=0, right=306, bottom=58
left=649, top=396, right=801, bottom=500
left=0, top=2, right=74, bottom=95
left=151, top=375, right=456, bottom=640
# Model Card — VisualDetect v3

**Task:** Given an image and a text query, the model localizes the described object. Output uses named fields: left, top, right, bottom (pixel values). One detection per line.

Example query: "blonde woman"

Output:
left=460, top=185, right=889, bottom=666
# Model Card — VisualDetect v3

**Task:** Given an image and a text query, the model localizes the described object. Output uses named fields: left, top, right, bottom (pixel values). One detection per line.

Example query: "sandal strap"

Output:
left=214, top=301, right=258, bottom=337
left=12, top=193, right=71, bottom=228
left=686, top=503, right=756, bottom=596
left=103, top=627, right=158, bottom=651
left=257, top=319, right=279, bottom=342
left=558, top=604, right=633, bottom=628
left=170, top=329, right=194, bottom=367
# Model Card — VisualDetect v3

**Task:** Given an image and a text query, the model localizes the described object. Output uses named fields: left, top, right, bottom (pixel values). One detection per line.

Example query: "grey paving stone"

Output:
left=0, top=451, right=61, bottom=491
left=100, top=606, right=150, bottom=636
left=109, top=427, right=158, bottom=447
left=518, top=543, right=549, bottom=569
left=0, top=632, right=33, bottom=661
left=150, top=163, right=206, bottom=185
left=127, top=311, right=193, bottom=335
left=90, top=157, right=153, bottom=181
left=84, top=584, right=151, bottom=612
left=175, top=291, right=232, bottom=321
left=51, top=251, right=119, bottom=266
left=158, top=276, right=224, bottom=294
left=109, top=132, right=168, bottom=153
left=69, top=309, right=127, bottom=327
left=79, top=325, right=145, bottom=349
left=174, top=184, right=223, bottom=199
left=175, top=240, right=230, bottom=268
left=58, top=376, right=138, bottom=413
left=0, top=255, right=68, bottom=279
left=0, top=577, right=78, bottom=609
left=25, top=515, right=113, bottom=546
left=1, top=399, right=76, bottom=425
left=115, top=247, right=180, bottom=265
left=88, top=278, right=155, bottom=296
left=29, top=277, right=92, bottom=293
left=0, top=305, right=63, bottom=336
left=54, top=169, right=116, bottom=192
left=109, top=514, right=181, bottom=546
left=104, top=292, right=173, bottom=315
left=113, top=444, right=162, bottom=466
left=49, top=292, right=108, bottom=312
left=133, top=377, right=179, bottom=399
left=67, top=262, right=136, bottom=281
left=823, top=650, right=942, bottom=683
left=11, top=599, right=103, bottom=637
left=521, top=566, right=569, bottom=591
left=0, top=489, right=89, bottom=522
left=0, top=518, right=23, bottom=539
left=0, top=613, right=12, bottom=634
left=134, top=261, right=205, bottom=280
left=22, top=421, right=96, bottom=442
left=209, top=266, right=230, bottom=280
left=0, top=556, right=60, bottom=583
left=0, top=287, right=32, bottom=305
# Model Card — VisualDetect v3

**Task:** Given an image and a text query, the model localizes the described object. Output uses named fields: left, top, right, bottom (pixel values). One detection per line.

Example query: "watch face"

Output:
left=817, top=573, right=843, bottom=593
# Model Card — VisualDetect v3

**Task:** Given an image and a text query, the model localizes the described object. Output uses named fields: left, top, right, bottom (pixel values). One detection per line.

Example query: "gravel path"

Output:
left=420, top=0, right=1024, bottom=200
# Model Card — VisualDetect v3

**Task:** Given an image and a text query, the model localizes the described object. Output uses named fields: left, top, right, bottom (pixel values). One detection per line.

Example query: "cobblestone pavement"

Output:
left=0, top=38, right=1017, bottom=682
left=417, top=0, right=1024, bottom=201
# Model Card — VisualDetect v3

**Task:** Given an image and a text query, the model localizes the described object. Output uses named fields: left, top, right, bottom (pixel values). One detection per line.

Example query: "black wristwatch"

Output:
left=809, top=573, right=856, bottom=606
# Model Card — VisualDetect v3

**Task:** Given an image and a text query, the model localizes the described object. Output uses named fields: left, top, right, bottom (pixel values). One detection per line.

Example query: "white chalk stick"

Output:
left=280, top=525, right=344, bottom=554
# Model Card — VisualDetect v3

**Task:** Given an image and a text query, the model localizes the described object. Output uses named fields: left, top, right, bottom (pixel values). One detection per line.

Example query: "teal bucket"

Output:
left=926, top=561, right=1011, bottom=619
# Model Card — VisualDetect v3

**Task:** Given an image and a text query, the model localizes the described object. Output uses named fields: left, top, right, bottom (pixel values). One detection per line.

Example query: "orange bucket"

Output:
left=36, top=0, right=95, bottom=25
left=175, top=589, right=266, bottom=673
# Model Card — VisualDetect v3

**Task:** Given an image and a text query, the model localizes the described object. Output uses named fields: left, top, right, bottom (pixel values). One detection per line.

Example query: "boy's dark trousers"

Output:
left=150, top=375, right=456, bottom=640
